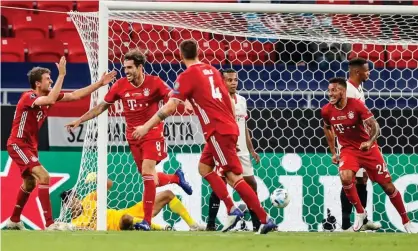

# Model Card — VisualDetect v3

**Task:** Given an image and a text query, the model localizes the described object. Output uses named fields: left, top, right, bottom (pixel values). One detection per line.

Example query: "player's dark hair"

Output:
left=180, top=40, right=198, bottom=60
left=329, top=77, right=347, bottom=89
left=27, top=67, right=51, bottom=90
left=221, top=68, right=237, bottom=75
left=348, top=57, right=368, bottom=68
left=124, top=49, right=146, bottom=67
left=120, top=215, right=134, bottom=230
left=60, top=189, right=74, bottom=205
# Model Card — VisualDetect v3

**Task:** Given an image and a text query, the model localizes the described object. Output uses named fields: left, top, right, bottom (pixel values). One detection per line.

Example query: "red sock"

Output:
left=143, top=174, right=156, bottom=223
left=388, top=189, right=410, bottom=224
left=343, top=183, right=364, bottom=213
left=38, top=183, right=54, bottom=227
left=157, top=172, right=179, bottom=187
left=204, top=172, right=234, bottom=212
left=234, top=179, right=268, bottom=224
left=10, top=186, right=31, bottom=223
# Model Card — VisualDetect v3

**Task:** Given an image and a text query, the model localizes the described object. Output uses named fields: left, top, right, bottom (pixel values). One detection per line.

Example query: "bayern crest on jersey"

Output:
left=348, top=111, right=354, bottom=119
left=143, top=88, right=150, bottom=96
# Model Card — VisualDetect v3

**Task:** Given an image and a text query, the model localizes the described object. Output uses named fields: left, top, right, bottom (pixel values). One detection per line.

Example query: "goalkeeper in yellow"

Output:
left=60, top=172, right=204, bottom=231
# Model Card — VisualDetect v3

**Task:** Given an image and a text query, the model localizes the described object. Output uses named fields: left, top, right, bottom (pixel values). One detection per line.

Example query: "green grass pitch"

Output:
left=2, top=231, right=417, bottom=251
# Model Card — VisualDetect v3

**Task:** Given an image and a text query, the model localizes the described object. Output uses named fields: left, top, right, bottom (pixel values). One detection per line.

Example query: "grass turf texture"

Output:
left=2, top=231, right=417, bottom=251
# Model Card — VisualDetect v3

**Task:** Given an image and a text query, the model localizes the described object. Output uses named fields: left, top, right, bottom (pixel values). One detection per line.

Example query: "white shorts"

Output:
left=356, top=168, right=365, bottom=178
left=239, top=154, right=254, bottom=177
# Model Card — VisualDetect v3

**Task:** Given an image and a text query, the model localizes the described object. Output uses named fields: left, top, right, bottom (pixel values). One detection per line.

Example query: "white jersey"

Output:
left=234, top=94, right=248, bottom=156
left=346, top=80, right=365, bottom=103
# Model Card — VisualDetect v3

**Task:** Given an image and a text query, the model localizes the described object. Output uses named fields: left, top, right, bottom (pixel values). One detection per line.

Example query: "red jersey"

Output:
left=7, top=91, right=64, bottom=149
left=171, top=63, right=238, bottom=139
left=321, top=98, right=375, bottom=151
left=104, top=75, right=171, bottom=142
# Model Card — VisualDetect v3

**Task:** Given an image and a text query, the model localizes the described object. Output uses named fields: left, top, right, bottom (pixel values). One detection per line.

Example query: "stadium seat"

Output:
left=1, top=38, right=26, bottom=62
left=387, top=45, right=418, bottom=68
left=36, top=1, right=74, bottom=12
left=197, top=40, right=226, bottom=65
left=76, top=1, right=99, bottom=12
left=143, top=40, right=179, bottom=63
left=229, top=40, right=275, bottom=65
left=109, top=21, right=131, bottom=42
left=332, top=14, right=382, bottom=39
left=131, top=24, right=169, bottom=42
left=171, top=28, right=211, bottom=42
left=52, top=16, right=80, bottom=43
left=349, top=43, right=385, bottom=68
left=1, top=1, right=34, bottom=9
left=27, top=39, right=64, bottom=62
left=67, top=39, right=87, bottom=63
left=109, top=39, right=135, bottom=62
left=12, top=15, right=49, bottom=39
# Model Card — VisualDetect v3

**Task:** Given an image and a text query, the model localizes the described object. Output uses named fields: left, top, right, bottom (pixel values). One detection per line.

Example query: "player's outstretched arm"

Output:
left=359, top=118, right=380, bottom=151
left=33, top=56, right=66, bottom=106
left=59, top=71, right=117, bottom=102
left=65, top=101, right=111, bottom=131
left=323, top=124, right=338, bottom=164
left=132, top=98, right=180, bottom=139
left=245, top=124, right=260, bottom=164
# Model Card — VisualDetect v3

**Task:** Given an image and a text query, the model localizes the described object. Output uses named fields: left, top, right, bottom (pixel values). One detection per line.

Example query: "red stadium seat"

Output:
left=387, top=45, right=418, bottom=68
left=131, top=24, right=169, bottom=42
left=27, top=39, right=64, bottom=62
left=109, top=39, right=135, bottom=63
left=228, top=40, right=274, bottom=65
left=12, top=15, right=49, bottom=39
left=1, top=15, right=8, bottom=37
left=1, top=38, right=26, bottom=62
left=1, top=1, right=34, bottom=9
left=197, top=40, right=226, bottom=65
left=67, top=39, right=87, bottom=63
left=1, top=1, right=34, bottom=24
left=332, top=15, right=382, bottom=39
left=52, top=16, right=80, bottom=43
left=349, top=44, right=385, bottom=68
left=109, top=21, right=131, bottom=42
left=171, top=28, right=211, bottom=42
left=143, top=40, right=179, bottom=63
left=37, top=1, right=74, bottom=12
left=76, top=1, right=99, bottom=12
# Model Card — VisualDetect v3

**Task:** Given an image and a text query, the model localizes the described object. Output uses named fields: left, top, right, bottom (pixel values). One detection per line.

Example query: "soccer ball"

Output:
left=270, top=188, right=290, bottom=208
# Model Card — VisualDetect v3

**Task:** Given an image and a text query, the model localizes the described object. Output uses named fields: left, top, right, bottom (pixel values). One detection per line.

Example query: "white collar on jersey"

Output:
left=129, top=73, right=146, bottom=88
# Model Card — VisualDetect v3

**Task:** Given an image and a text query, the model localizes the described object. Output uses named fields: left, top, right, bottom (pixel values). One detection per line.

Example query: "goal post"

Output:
left=59, top=1, right=418, bottom=232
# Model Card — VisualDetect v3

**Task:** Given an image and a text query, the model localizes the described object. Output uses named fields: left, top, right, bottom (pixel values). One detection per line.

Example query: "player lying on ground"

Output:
left=132, top=40, right=276, bottom=234
left=206, top=69, right=261, bottom=232
left=65, top=50, right=193, bottom=230
left=6, top=57, right=117, bottom=231
left=321, top=77, right=415, bottom=233
left=339, top=57, right=380, bottom=231
left=60, top=173, right=204, bottom=231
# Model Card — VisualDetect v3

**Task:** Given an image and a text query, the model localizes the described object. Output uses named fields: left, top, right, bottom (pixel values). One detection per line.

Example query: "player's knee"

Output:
left=23, top=176, right=36, bottom=192
left=340, top=171, right=354, bottom=185
left=198, top=162, right=213, bottom=177
left=161, top=190, right=175, bottom=201
left=32, top=165, right=50, bottom=184
left=381, top=182, right=396, bottom=195
left=119, top=214, right=134, bottom=230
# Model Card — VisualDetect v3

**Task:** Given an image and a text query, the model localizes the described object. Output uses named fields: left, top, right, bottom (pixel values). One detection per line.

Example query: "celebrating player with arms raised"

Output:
left=133, top=40, right=276, bottom=234
left=6, top=57, right=116, bottom=230
left=66, top=50, right=193, bottom=231
left=321, top=77, right=415, bottom=233
left=206, top=69, right=261, bottom=232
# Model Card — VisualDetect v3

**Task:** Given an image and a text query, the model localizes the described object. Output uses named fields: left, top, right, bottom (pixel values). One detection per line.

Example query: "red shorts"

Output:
left=7, top=143, right=40, bottom=177
left=128, top=138, right=167, bottom=173
left=200, top=132, right=242, bottom=176
left=339, top=146, right=391, bottom=184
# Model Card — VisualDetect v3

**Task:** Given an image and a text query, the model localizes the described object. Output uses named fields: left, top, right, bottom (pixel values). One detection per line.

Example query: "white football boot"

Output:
left=360, top=220, right=382, bottom=231
left=190, top=223, right=206, bottom=231
left=404, top=222, right=417, bottom=233
left=6, top=219, right=27, bottom=230
left=352, top=212, right=367, bottom=232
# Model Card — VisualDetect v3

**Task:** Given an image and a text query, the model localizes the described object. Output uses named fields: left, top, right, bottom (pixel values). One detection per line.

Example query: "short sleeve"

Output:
left=157, top=78, right=172, bottom=99
left=22, top=92, right=38, bottom=108
left=171, top=73, right=192, bottom=102
left=321, top=106, right=330, bottom=126
left=104, top=81, right=120, bottom=104
left=356, top=100, right=374, bottom=121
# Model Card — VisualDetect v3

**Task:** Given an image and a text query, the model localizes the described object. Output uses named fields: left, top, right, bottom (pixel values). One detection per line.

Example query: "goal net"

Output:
left=57, top=2, right=418, bottom=232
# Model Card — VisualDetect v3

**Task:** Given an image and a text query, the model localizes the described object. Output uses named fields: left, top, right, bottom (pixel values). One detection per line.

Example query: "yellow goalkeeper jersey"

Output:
left=71, top=191, right=128, bottom=231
